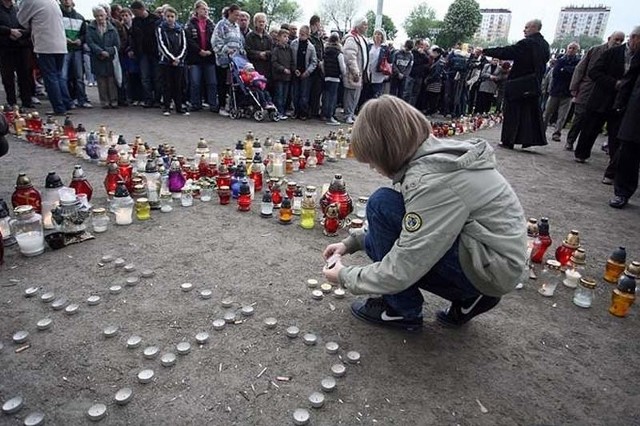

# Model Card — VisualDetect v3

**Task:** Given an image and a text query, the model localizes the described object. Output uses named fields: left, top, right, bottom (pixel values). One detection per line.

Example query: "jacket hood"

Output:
left=161, top=20, right=183, bottom=31
left=393, top=136, right=496, bottom=183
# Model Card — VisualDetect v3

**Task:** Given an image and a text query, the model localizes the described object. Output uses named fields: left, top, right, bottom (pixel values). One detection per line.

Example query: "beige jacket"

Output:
left=342, top=32, right=368, bottom=89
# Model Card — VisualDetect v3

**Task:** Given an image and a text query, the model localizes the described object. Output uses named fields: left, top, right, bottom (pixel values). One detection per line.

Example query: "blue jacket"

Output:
left=549, top=53, right=580, bottom=98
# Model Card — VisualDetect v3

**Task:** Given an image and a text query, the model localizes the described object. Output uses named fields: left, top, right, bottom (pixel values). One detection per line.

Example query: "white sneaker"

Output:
left=345, top=116, right=354, bottom=124
left=182, top=111, right=190, bottom=116
left=163, top=111, right=170, bottom=116
left=219, top=110, right=230, bottom=117
left=279, top=114, right=288, bottom=120
left=326, top=118, right=340, bottom=125
left=80, top=102, right=93, bottom=108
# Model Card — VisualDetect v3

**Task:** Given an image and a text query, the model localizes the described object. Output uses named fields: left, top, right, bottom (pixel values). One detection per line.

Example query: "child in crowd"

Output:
left=157, top=7, right=188, bottom=116
left=239, top=63, right=275, bottom=109
left=322, top=32, right=346, bottom=125
left=271, top=29, right=294, bottom=120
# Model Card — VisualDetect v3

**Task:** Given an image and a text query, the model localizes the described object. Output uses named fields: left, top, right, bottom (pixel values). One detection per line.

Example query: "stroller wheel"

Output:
left=230, top=109, right=241, bottom=119
left=253, top=110, right=265, bottom=122
left=269, top=111, right=280, bottom=122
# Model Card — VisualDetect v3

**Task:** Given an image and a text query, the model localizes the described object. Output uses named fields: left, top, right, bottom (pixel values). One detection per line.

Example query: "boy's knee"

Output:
left=367, top=187, right=402, bottom=213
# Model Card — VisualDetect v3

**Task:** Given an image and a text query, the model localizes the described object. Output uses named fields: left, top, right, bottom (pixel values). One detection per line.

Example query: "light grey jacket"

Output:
left=290, top=38, right=318, bottom=77
left=17, top=0, right=67, bottom=54
left=338, top=137, right=527, bottom=298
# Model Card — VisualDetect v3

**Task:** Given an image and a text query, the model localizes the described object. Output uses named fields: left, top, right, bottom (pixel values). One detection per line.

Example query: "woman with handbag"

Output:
left=366, top=28, right=391, bottom=100
left=483, top=19, right=550, bottom=149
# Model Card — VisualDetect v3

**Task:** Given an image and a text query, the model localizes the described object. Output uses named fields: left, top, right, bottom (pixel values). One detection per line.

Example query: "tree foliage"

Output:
left=242, top=0, right=302, bottom=27
left=551, top=34, right=603, bottom=51
left=365, top=10, right=397, bottom=40
left=403, top=2, right=437, bottom=40
left=438, top=0, right=481, bottom=48
left=318, top=0, right=360, bottom=33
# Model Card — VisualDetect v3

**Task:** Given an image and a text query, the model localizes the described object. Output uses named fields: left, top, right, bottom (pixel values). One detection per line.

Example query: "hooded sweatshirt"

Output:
left=338, top=137, right=527, bottom=298
left=61, top=7, right=85, bottom=51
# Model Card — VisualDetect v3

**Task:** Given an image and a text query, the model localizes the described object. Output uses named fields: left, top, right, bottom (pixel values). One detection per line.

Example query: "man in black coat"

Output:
left=0, top=0, right=33, bottom=108
left=574, top=29, right=638, bottom=181
left=609, top=28, right=640, bottom=209
left=483, top=19, right=550, bottom=149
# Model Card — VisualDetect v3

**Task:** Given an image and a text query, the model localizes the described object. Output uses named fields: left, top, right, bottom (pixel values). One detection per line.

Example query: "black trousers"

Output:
left=0, top=48, right=33, bottom=106
left=475, top=91, right=494, bottom=114
left=574, top=111, right=621, bottom=166
left=614, top=139, right=640, bottom=199
left=215, top=64, right=229, bottom=110
left=160, top=65, right=184, bottom=112
left=308, top=69, right=323, bottom=118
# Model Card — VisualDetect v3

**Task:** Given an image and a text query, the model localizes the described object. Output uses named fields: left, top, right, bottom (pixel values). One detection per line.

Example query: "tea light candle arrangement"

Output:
left=161, top=352, right=177, bottom=367
left=333, top=288, right=346, bottom=299
left=24, top=287, right=39, bottom=297
left=303, top=333, right=318, bottom=346
left=13, top=331, right=29, bottom=344
left=126, top=335, right=142, bottom=348
left=286, top=326, right=300, bottom=338
left=176, top=342, right=191, bottom=355
left=308, top=392, right=325, bottom=408
left=212, top=319, right=226, bottom=330
left=331, top=363, right=346, bottom=377
left=223, top=311, right=236, bottom=323
left=321, top=377, right=336, bottom=392
left=114, top=388, right=133, bottom=406
left=123, top=264, right=136, bottom=273
left=320, top=283, right=332, bottom=293
left=36, top=318, right=52, bottom=331
left=195, top=332, right=209, bottom=344
left=221, top=298, right=234, bottom=308
left=307, top=279, right=319, bottom=288
left=264, top=317, right=278, bottom=329
left=199, top=289, right=212, bottom=299
left=2, top=396, right=24, bottom=414
left=87, top=295, right=101, bottom=306
left=86, top=403, right=107, bottom=421
left=180, top=283, right=193, bottom=292
left=241, top=306, right=254, bottom=316
left=23, top=411, right=45, bottom=426
left=114, top=258, right=126, bottom=268
left=325, top=342, right=339, bottom=354
left=292, top=408, right=310, bottom=425
left=143, top=346, right=159, bottom=359
left=109, top=285, right=122, bottom=294
left=137, top=369, right=154, bottom=384
left=311, top=290, right=324, bottom=300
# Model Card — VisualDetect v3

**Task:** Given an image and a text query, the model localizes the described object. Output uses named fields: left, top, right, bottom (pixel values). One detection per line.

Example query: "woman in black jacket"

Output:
left=184, top=0, right=217, bottom=112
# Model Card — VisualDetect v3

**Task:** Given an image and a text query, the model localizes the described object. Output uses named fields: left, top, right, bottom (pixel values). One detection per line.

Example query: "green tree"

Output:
left=403, top=2, right=437, bottom=40
left=365, top=10, right=397, bottom=40
left=438, top=0, right=481, bottom=48
left=551, top=34, right=603, bottom=51
left=242, top=0, right=302, bottom=27
left=318, top=0, right=359, bottom=33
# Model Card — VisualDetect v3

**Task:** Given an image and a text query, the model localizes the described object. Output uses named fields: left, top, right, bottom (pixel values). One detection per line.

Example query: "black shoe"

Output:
left=609, top=195, right=628, bottom=209
left=436, top=295, right=501, bottom=328
left=350, top=297, right=423, bottom=332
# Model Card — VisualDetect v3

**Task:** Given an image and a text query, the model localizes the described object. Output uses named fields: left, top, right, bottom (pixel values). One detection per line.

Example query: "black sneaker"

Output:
left=350, top=298, right=423, bottom=332
left=609, top=195, right=628, bottom=209
left=436, top=295, right=501, bottom=328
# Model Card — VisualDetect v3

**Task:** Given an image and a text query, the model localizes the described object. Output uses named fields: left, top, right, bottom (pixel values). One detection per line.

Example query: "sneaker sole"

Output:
left=350, top=305, right=423, bottom=332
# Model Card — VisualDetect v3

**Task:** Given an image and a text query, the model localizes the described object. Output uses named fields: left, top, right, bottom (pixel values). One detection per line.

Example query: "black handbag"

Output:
left=504, top=74, right=540, bottom=100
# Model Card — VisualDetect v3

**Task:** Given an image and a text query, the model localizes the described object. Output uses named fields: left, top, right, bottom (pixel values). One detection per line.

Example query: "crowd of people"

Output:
left=2, top=0, right=511, bottom=123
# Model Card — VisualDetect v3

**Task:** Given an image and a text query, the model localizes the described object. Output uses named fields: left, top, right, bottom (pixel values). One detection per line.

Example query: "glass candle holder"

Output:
left=217, top=186, right=231, bottom=205
left=200, top=183, right=213, bottom=202
left=181, top=189, right=193, bottom=207
left=573, top=277, right=596, bottom=308
left=355, top=196, right=368, bottom=219
left=136, top=198, right=151, bottom=220
left=160, top=193, right=173, bottom=213
left=279, top=198, right=293, bottom=224
left=538, top=259, right=561, bottom=297
left=92, top=207, right=110, bottom=233
left=10, top=205, right=45, bottom=256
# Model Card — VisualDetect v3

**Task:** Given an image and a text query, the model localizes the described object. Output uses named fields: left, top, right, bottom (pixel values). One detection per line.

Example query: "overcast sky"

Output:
left=74, top=0, right=636, bottom=44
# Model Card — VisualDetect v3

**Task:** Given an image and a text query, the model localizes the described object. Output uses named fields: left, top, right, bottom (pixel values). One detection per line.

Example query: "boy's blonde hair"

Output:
left=351, top=95, right=432, bottom=176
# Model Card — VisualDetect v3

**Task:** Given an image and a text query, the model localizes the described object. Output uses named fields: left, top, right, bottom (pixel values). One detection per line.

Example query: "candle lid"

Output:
left=626, top=261, right=640, bottom=278
left=563, top=230, right=580, bottom=249
left=570, top=248, right=586, bottom=265
left=545, top=259, right=561, bottom=271
left=579, top=277, right=596, bottom=289
left=617, top=275, right=636, bottom=294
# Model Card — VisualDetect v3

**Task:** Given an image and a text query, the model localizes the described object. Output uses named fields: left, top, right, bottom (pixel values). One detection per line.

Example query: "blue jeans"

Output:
left=364, top=188, right=479, bottom=319
left=189, top=63, right=218, bottom=110
left=273, top=80, right=290, bottom=115
left=37, top=53, right=72, bottom=113
left=292, top=76, right=311, bottom=117
left=322, top=81, right=339, bottom=120
left=139, top=54, right=161, bottom=105
left=403, top=76, right=422, bottom=107
left=61, top=50, right=88, bottom=104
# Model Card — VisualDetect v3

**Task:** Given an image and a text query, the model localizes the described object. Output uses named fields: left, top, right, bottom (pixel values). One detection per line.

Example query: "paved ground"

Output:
left=1, top=88, right=639, bottom=425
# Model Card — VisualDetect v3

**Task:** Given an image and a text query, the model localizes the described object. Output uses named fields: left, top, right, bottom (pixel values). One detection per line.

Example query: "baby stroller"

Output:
left=229, top=54, right=279, bottom=122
